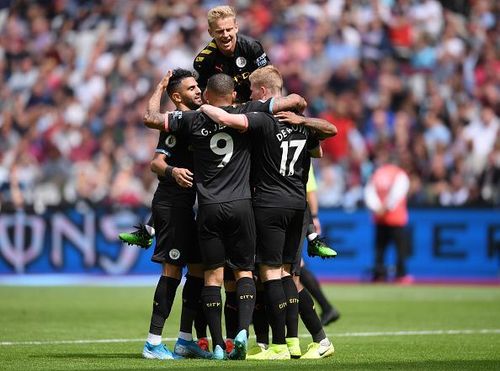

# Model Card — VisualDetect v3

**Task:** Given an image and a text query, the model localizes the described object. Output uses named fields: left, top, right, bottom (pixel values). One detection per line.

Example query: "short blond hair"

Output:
left=207, top=6, right=236, bottom=28
left=249, top=65, right=283, bottom=94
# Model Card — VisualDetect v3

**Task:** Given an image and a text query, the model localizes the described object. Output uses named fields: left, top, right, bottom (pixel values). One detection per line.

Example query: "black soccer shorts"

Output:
left=254, top=206, right=305, bottom=268
left=197, top=199, right=256, bottom=271
left=151, top=202, right=201, bottom=266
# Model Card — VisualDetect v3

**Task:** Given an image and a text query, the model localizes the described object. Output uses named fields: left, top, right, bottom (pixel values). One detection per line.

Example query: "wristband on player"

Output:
left=165, top=165, right=175, bottom=178
left=311, top=214, right=318, bottom=218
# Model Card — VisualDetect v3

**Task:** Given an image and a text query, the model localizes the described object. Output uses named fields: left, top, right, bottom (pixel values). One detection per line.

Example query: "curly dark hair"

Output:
left=166, top=69, right=198, bottom=96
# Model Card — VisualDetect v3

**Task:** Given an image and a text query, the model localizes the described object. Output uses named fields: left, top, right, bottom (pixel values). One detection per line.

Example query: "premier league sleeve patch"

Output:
left=255, top=53, right=268, bottom=67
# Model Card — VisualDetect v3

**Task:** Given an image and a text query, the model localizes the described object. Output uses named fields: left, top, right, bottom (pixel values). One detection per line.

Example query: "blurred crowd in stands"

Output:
left=0, top=0, right=499, bottom=213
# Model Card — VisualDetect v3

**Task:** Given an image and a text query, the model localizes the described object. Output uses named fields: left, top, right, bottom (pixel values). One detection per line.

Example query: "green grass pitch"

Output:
left=0, top=284, right=499, bottom=370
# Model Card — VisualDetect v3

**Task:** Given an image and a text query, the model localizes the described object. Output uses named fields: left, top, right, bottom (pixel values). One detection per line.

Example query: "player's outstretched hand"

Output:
left=172, top=167, right=194, bottom=188
left=274, top=111, right=305, bottom=126
left=158, top=70, right=173, bottom=90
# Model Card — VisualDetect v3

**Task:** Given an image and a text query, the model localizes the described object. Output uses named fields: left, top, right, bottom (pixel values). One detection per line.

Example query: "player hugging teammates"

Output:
left=119, top=5, right=339, bottom=361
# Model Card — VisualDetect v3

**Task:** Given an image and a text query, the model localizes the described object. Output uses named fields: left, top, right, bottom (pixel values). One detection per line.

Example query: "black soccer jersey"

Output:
left=153, top=131, right=196, bottom=208
left=194, top=34, right=270, bottom=102
left=166, top=100, right=272, bottom=205
left=246, top=112, right=318, bottom=209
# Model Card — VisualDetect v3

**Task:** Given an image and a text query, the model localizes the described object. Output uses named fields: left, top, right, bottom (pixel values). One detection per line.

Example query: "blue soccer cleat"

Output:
left=174, top=338, right=212, bottom=359
left=229, top=329, right=248, bottom=360
left=212, top=344, right=227, bottom=360
left=142, top=342, right=183, bottom=360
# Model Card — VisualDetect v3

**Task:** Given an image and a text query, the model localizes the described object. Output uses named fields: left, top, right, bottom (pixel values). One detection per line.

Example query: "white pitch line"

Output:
left=1, top=329, right=499, bottom=346
left=333, top=329, right=500, bottom=337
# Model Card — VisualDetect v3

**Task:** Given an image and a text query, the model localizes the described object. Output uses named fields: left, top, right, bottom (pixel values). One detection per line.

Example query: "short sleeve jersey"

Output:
left=166, top=100, right=272, bottom=205
left=246, top=112, right=318, bottom=209
left=153, top=131, right=196, bottom=208
left=194, top=34, right=270, bottom=102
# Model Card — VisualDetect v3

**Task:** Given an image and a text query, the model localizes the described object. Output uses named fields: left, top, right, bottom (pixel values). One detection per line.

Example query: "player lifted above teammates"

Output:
left=194, top=5, right=270, bottom=103
left=119, top=4, right=269, bottom=247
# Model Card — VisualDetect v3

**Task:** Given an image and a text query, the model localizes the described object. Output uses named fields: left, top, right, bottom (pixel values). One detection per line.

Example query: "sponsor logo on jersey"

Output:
left=169, top=248, right=180, bottom=260
left=165, top=135, right=176, bottom=148
left=255, top=53, right=267, bottom=67
left=236, top=56, right=247, bottom=68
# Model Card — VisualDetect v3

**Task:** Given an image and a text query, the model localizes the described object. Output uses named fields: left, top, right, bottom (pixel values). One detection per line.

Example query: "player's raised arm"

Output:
left=200, top=104, right=249, bottom=132
left=275, top=111, right=337, bottom=140
left=143, top=70, right=172, bottom=131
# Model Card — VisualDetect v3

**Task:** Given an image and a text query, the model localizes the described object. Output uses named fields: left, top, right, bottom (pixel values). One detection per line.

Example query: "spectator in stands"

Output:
left=364, top=158, right=413, bottom=284
left=0, top=0, right=499, bottom=209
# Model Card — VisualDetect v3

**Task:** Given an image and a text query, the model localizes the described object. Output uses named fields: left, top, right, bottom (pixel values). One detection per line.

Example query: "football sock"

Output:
left=194, top=306, right=208, bottom=339
left=253, top=289, right=269, bottom=345
left=201, top=285, right=225, bottom=350
left=236, top=277, right=256, bottom=334
left=299, top=288, right=326, bottom=343
left=263, top=279, right=287, bottom=344
left=179, top=275, right=204, bottom=336
left=147, top=333, right=162, bottom=346
left=307, top=232, right=318, bottom=241
left=282, top=275, right=299, bottom=338
left=145, top=215, right=155, bottom=236
left=306, top=207, right=316, bottom=239
left=224, top=290, right=238, bottom=339
left=178, top=332, right=192, bottom=341
left=300, top=267, right=331, bottom=312
left=149, top=276, right=180, bottom=335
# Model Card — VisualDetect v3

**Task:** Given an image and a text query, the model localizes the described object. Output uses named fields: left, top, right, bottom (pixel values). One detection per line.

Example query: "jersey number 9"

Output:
left=210, top=132, right=234, bottom=168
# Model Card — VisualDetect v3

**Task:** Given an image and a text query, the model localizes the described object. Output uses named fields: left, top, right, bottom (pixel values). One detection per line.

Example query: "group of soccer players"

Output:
left=119, top=6, right=339, bottom=361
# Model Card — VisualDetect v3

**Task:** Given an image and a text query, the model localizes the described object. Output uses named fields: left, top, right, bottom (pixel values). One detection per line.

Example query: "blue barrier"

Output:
left=0, top=207, right=499, bottom=279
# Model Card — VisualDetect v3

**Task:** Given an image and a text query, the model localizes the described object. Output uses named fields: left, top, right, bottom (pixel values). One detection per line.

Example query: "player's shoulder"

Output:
left=237, top=33, right=259, bottom=45
left=194, top=39, right=218, bottom=66
left=171, top=109, right=200, bottom=122
left=237, top=34, right=263, bottom=51
left=246, top=110, right=274, bottom=122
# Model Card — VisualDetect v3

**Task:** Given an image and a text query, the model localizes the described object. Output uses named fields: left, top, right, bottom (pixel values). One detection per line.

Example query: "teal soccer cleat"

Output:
left=142, top=342, right=183, bottom=360
left=174, top=338, right=212, bottom=359
left=212, top=344, right=227, bottom=360
left=229, top=329, right=248, bottom=360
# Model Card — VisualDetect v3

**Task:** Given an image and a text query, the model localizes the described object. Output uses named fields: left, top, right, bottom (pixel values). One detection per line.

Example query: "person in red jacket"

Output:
left=364, top=162, right=413, bottom=284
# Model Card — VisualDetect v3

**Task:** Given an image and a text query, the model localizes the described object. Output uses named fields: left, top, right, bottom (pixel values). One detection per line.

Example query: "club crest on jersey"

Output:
left=172, top=111, right=183, bottom=119
left=169, top=249, right=180, bottom=260
left=236, top=56, right=247, bottom=68
left=165, top=135, right=176, bottom=148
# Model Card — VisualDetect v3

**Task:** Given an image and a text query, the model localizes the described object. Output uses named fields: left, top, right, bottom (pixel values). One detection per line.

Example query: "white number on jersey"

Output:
left=210, top=132, right=234, bottom=168
left=279, top=139, right=306, bottom=176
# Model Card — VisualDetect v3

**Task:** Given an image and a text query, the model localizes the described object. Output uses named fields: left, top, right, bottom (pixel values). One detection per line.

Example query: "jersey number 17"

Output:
left=279, top=140, right=306, bottom=176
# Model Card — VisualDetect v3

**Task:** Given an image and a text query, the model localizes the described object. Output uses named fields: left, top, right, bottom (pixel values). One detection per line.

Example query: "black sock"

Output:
left=194, top=307, right=207, bottom=339
left=179, top=275, right=204, bottom=335
left=299, top=289, right=325, bottom=343
left=224, top=291, right=238, bottom=339
left=282, top=275, right=299, bottom=338
left=253, top=289, right=269, bottom=345
left=263, top=279, right=287, bottom=344
left=306, top=206, right=315, bottom=235
left=236, top=277, right=256, bottom=334
left=300, top=267, right=331, bottom=312
left=202, top=286, right=225, bottom=350
left=149, top=276, right=180, bottom=335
